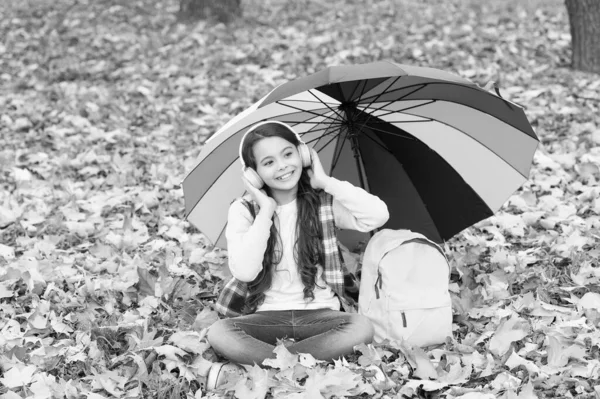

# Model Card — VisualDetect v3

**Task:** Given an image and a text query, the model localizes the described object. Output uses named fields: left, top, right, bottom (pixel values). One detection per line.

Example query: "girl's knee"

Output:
left=349, top=314, right=374, bottom=344
left=207, top=318, right=230, bottom=348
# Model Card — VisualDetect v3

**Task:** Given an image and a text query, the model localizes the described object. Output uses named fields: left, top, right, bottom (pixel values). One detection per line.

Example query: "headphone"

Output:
left=239, top=120, right=312, bottom=189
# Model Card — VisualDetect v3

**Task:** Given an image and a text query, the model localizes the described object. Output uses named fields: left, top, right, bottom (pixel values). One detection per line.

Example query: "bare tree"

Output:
left=565, top=0, right=600, bottom=74
left=177, top=0, right=241, bottom=23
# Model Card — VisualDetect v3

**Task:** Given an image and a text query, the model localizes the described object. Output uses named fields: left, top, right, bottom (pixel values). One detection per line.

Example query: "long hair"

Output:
left=239, top=122, right=325, bottom=314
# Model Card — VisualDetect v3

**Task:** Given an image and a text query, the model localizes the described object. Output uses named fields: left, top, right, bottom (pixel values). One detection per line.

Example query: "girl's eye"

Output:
left=285, top=152, right=292, bottom=157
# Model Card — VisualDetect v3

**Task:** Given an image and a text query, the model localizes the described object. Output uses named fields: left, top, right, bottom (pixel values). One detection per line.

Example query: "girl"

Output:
left=205, top=120, right=389, bottom=387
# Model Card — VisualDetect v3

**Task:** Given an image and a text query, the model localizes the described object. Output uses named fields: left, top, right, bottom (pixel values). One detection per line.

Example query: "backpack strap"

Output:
left=402, top=237, right=447, bottom=262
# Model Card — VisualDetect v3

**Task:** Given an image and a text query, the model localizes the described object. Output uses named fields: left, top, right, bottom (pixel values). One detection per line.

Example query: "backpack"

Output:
left=358, top=229, right=452, bottom=347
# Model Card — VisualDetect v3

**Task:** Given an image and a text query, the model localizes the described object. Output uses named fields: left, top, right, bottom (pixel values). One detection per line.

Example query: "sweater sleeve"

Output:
left=225, top=199, right=272, bottom=282
left=323, top=177, right=389, bottom=232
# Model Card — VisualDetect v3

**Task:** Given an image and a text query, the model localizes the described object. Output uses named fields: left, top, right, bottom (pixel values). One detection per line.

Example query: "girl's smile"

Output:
left=276, top=170, right=295, bottom=181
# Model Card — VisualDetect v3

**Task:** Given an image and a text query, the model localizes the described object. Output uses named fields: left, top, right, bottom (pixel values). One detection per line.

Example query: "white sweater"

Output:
left=225, top=177, right=389, bottom=311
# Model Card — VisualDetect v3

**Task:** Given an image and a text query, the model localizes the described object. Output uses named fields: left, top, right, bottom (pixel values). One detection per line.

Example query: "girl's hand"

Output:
left=242, top=173, right=277, bottom=216
left=306, top=148, right=331, bottom=190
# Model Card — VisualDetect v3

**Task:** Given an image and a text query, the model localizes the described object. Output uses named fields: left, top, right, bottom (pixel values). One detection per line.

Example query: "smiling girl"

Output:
left=205, top=120, right=389, bottom=387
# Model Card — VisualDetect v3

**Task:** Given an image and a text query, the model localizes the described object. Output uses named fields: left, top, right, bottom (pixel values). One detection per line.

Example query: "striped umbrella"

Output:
left=183, top=61, right=538, bottom=250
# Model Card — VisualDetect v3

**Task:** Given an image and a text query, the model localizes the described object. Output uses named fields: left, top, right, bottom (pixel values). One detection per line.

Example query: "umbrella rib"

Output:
left=359, top=99, right=437, bottom=118
left=307, top=90, right=346, bottom=120
left=303, top=131, right=340, bottom=148
left=365, top=118, right=433, bottom=124
left=361, top=83, right=426, bottom=116
left=297, top=119, right=344, bottom=145
left=356, top=83, right=428, bottom=134
left=332, top=127, right=349, bottom=170
left=358, top=129, right=395, bottom=154
left=360, top=76, right=404, bottom=111
left=294, top=116, right=343, bottom=149
left=362, top=124, right=418, bottom=142
left=357, top=81, right=533, bottom=138
left=359, top=82, right=428, bottom=104
left=348, top=79, right=366, bottom=103
left=300, top=125, right=343, bottom=140
left=314, top=128, right=343, bottom=157
left=275, top=102, right=344, bottom=124
left=286, top=120, right=343, bottom=125
left=354, top=77, right=409, bottom=133
left=298, top=119, right=410, bottom=125
left=278, top=99, right=339, bottom=105
left=354, top=75, right=393, bottom=104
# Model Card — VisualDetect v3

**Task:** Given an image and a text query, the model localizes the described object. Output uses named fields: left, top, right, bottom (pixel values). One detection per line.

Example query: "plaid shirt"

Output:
left=214, top=190, right=358, bottom=318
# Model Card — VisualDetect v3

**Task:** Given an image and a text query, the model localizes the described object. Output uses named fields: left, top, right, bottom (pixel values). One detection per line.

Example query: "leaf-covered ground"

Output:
left=1, top=0, right=599, bottom=398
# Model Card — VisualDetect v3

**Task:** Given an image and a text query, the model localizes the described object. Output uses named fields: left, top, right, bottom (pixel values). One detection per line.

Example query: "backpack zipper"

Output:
left=374, top=269, right=383, bottom=299
left=374, top=267, right=407, bottom=327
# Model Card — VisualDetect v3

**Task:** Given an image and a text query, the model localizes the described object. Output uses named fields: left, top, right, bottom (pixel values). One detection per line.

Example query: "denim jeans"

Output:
left=207, top=309, right=374, bottom=366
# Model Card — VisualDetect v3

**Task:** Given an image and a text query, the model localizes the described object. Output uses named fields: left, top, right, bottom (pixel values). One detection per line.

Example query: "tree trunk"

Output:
left=565, top=0, right=600, bottom=74
left=178, top=0, right=241, bottom=23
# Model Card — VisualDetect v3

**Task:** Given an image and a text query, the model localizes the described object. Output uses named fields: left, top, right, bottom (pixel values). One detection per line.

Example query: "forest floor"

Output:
left=1, top=0, right=599, bottom=398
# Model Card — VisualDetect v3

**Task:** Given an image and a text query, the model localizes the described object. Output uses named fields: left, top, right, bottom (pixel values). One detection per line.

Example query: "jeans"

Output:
left=207, top=309, right=374, bottom=366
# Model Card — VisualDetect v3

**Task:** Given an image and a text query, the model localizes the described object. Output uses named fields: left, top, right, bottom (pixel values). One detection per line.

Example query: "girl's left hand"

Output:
left=306, top=148, right=331, bottom=190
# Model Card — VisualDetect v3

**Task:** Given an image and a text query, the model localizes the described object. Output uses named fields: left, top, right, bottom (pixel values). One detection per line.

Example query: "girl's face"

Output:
left=252, top=136, right=303, bottom=192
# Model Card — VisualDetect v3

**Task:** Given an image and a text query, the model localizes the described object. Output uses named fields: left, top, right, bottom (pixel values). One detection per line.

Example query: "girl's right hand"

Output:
left=242, top=174, right=277, bottom=216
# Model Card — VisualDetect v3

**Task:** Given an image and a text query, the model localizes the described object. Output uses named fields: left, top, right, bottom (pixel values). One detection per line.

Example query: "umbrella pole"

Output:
left=349, top=130, right=379, bottom=242
left=349, top=133, right=366, bottom=191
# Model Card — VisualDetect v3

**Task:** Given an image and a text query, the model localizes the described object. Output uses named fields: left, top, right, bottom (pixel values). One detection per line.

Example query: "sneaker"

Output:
left=364, top=365, right=397, bottom=391
left=205, top=362, right=246, bottom=391
left=364, top=364, right=386, bottom=382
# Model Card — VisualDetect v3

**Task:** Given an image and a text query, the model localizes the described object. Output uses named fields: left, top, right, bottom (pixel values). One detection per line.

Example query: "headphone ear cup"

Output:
left=298, top=144, right=312, bottom=168
left=243, top=167, right=264, bottom=189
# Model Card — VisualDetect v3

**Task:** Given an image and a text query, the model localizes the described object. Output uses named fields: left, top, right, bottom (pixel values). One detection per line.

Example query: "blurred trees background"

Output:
left=177, top=0, right=241, bottom=23
left=182, top=0, right=600, bottom=75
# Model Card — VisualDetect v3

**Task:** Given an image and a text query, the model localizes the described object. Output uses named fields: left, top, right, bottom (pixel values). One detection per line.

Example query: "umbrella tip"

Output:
left=483, top=80, right=496, bottom=91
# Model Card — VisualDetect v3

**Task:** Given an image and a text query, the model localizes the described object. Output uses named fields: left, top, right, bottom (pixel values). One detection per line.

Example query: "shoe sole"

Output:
left=206, top=362, right=225, bottom=391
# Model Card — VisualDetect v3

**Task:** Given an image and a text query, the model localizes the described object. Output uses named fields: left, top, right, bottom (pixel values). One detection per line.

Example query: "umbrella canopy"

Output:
left=183, top=61, right=538, bottom=250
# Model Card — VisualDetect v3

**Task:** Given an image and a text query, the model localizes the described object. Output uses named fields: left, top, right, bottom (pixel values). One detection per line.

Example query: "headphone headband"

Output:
left=238, top=121, right=304, bottom=168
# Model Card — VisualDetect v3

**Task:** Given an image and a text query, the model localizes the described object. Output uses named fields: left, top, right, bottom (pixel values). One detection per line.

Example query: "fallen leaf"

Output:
left=154, top=345, right=187, bottom=361
left=234, top=364, right=270, bottom=399
left=189, top=247, right=208, bottom=264
left=399, top=341, right=438, bottom=380
left=517, top=381, right=537, bottom=399
left=489, top=315, right=530, bottom=356
left=262, top=342, right=298, bottom=370
left=0, top=243, right=15, bottom=260
left=578, top=292, right=600, bottom=310
left=192, top=306, right=220, bottom=331
left=354, top=342, right=383, bottom=367
left=136, top=267, right=157, bottom=297
left=546, top=335, right=587, bottom=368
left=0, top=365, right=37, bottom=388
left=168, top=331, right=209, bottom=355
